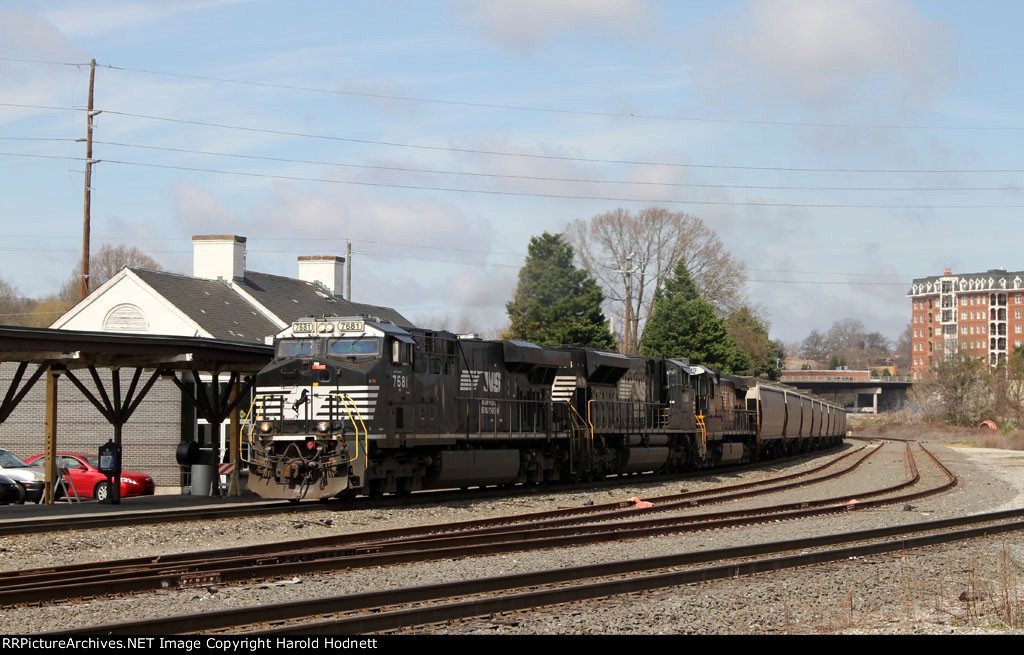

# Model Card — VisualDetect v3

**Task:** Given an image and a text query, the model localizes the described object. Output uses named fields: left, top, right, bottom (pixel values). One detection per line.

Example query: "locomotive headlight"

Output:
left=317, top=421, right=331, bottom=433
left=259, top=421, right=273, bottom=433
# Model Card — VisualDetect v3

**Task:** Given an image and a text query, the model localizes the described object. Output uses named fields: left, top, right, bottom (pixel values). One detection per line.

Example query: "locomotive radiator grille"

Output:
left=551, top=375, right=577, bottom=402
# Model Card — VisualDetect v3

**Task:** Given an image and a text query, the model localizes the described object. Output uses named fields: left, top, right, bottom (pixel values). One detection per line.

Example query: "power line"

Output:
left=8, top=151, right=1024, bottom=209
left=101, top=62, right=1024, bottom=132
left=0, top=102, right=82, bottom=113
left=0, top=57, right=1015, bottom=132
left=0, top=137, right=76, bottom=142
left=89, top=140, right=1024, bottom=192
left=92, top=109, right=1024, bottom=175
left=748, top=279, right=908, bottom=286
left=7, top=104, right=1024, bottom=174
left=0, top=233, right=924, bottom=279
left=0, top=56, right=91, bottom=68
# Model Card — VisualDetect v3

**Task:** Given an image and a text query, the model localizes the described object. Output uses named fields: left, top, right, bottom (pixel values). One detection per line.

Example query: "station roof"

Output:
left=0, top=325, right=272, bottom=373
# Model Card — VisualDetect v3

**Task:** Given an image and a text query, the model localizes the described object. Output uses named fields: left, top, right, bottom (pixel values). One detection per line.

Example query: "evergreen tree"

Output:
left=505, top=232, right=616, bottom=349
left=639, top=260, right=749, bottom=373
left=727, top=306, right=781, bottom=379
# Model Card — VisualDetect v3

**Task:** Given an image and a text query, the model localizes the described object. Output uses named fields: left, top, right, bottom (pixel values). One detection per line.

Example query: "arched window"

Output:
left=102, top=304, right=148, bottom=332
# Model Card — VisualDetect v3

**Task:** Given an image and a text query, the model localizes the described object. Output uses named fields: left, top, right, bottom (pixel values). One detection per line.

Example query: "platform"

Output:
left=0, top=488, right=285, bottom=525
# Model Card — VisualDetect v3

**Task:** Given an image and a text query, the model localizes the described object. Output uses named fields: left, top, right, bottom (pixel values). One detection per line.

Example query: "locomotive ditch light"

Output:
left=259, top=421, right=273, bottom=433
left=317, top=421, right=331, bottom=433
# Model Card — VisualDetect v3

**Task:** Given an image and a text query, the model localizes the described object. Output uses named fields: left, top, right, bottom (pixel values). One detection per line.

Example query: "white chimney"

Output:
left=192, top=235, right=246, bottom=281
left=297, top=255, right=345, bottom=296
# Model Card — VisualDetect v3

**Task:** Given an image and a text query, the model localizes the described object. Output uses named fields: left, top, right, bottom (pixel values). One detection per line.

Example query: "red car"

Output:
left=25, top=453, right=155, bottom=501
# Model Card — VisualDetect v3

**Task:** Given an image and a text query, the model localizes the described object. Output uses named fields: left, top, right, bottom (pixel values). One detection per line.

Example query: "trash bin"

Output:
left=190, top=463, right=216, bottom=497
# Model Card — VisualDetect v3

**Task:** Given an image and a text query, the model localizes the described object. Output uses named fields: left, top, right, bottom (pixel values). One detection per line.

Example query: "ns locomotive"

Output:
left=242, top=316, right=847, bottom=500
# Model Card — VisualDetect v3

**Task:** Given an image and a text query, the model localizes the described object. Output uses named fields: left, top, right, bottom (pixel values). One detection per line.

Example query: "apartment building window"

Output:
left=1016, top=309, right=1022, bottom=319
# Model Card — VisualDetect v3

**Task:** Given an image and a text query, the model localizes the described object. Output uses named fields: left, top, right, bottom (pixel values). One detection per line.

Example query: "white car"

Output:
left=0, top=449, right=45, bottom=503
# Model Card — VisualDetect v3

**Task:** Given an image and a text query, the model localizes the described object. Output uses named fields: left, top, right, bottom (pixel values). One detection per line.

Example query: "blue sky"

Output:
left=2, top=0, right=1023, bottom=347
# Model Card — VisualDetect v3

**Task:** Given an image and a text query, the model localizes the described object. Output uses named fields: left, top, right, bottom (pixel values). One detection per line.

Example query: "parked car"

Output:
left=0, top=449, right=45, bottom=503
left=0, top=474, right=25, bottom=504
left=24, top=453, right=155, bottom=501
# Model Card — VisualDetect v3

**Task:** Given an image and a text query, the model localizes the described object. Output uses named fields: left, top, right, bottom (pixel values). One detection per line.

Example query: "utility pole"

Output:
left=80, top=58, right=99, bottom=300
left=615, top=253, right=639, bottom=354
left=346, top=241, right=352, bottom=301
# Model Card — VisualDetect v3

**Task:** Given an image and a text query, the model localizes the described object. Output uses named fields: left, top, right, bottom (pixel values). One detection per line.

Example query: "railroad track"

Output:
left=0, top=444, right=869, bottom=606
left=52, top=505, right=1024, bottom=635
left=0, top=447, right=844, bottom=537
left=4, top=441, right=949, bottom=609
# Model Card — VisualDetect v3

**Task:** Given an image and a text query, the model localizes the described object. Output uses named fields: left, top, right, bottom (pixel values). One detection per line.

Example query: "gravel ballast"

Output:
left=1, top=436, right=1022, bottom=635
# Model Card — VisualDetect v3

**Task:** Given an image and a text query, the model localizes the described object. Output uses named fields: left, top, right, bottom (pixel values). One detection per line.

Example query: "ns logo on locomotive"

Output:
left=242, top=316, right=846, bottom=501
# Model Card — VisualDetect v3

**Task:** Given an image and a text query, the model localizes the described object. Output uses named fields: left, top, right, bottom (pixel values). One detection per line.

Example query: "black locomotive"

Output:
left=243, top=316, right=846, bottom=500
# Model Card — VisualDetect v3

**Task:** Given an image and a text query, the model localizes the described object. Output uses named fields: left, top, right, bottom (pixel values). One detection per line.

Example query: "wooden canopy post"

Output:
left=43, top=365, right=62, bottom=504
left=229, top=378, right=241, bottom=496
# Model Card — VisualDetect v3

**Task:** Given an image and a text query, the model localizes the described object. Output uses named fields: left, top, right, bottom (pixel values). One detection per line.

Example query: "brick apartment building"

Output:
left=908, top=267, right=1024, bottom=380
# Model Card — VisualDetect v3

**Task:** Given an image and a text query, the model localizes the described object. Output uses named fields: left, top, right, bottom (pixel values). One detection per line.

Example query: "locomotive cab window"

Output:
left=390, top=338, right=413, bottom=365
left=275, top=338, right=320, bottom=359
left=327, top=337, right=382, bottom=358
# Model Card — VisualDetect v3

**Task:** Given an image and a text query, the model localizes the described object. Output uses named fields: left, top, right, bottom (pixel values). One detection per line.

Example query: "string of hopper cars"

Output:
left=241, top=316, right=847, bottom=500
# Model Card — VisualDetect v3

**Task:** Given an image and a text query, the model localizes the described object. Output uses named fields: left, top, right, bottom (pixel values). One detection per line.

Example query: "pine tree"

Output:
left=727, top=306, right=781, bottom=379
left=639, top=260, right=750, bottom=373
left=505, top=232, right=616, bottom=349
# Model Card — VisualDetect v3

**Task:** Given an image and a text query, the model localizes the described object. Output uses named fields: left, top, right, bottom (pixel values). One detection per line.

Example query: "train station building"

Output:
left=908, top=267, right=1024, bottom=380
left=0, top=235, right=410, bottom=492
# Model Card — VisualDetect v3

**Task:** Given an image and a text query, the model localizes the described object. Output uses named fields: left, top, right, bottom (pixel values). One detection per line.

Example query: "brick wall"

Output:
left=0, top=363, right=185, bottom=489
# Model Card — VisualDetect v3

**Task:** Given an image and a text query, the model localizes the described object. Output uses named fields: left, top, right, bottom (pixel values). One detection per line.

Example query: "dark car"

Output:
left=0, top=449, right=45, bottom=502
left=0, top=474, right=25, bottom=504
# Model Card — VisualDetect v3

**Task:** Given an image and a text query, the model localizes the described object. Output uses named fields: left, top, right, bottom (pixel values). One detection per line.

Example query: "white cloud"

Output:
left=171, top=180, right=245, bottom=232
left=696, top=0, right=954, bottom=111
left=451, top=0, right=657, bottom=53
left=0, top=7, right=82, bottom=60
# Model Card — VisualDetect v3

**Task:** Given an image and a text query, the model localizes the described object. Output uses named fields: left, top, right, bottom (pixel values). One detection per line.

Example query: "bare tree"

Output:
left=59, top=244, right=163, bottom=301
left=800, top=329, right=829, bottom=362
left=894, top=323, right=912, bottom=374
left=565, top=207, right=747, bottom=353
left=0, top=278, right=30, bottom=326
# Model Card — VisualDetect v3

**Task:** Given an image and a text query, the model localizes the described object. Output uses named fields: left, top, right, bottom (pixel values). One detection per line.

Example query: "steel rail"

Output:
left=0, top=443, right=940, bottom=607
left=0, top=445, right=849, bottom=537
left=0, top=445, right=866, bottom=587
left=51, top=506, right=1024, bottom=636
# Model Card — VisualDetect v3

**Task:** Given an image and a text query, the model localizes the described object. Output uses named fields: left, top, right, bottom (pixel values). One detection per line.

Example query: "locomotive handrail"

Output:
left=458, top=396, right=555, bottom=439
left=239, top=395, right=268, bottom=466
left=567, top=402, right=592, bottom=456
left=696, top=412, right=707, bottom=458
left=585, top=398, right=665, bottom=432
left=331, top=392, right=369, bottom=468
left=584, top=400, right=596, bottom=451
